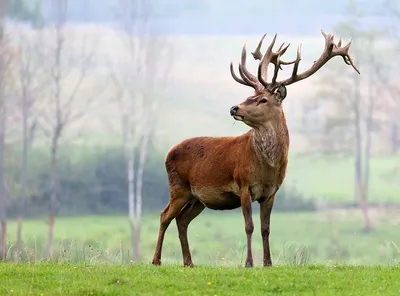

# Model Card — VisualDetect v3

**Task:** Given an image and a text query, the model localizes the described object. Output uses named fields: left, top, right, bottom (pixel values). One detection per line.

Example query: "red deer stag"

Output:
left=152, top=29, right=360, bottom=268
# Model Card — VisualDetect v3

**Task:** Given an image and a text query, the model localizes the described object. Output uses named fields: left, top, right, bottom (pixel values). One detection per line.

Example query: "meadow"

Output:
left=285, top=154, right=400, bottom=203
left=1, top=264, right=400, bottom=295
left=3, top=210, right=400, bottom=266
left=1, top=211, right=400, bottom=295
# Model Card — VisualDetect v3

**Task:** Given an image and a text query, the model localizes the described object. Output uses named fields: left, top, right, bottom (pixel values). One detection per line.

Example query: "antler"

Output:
left=230, top=30, right=360, bottom=93
left=270, top=29, right=360, bottom=91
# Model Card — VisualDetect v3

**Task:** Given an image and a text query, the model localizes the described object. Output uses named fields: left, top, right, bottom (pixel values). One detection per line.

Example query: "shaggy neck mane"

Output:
left=250, top=112, right=288, bottom=167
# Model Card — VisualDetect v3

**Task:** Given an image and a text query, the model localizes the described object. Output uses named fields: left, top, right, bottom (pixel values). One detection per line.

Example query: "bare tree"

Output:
left=11, top=27, right=44, bottom=261
left=41, top=0, right=97, bottom=260
left=380, top=0, right=400, bottom=153
left=111, top=0, right=173, bottom=262
left=0, top=0, right=7, bottom=261
left=312, top=26, right=384, bottom=231
left=0, top=0, right=17, bottom=261
left=0, top=0, right=39, bottom=262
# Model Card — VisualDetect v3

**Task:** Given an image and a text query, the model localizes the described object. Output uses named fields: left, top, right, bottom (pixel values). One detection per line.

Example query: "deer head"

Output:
left=229, top=29, right=360, bottom=129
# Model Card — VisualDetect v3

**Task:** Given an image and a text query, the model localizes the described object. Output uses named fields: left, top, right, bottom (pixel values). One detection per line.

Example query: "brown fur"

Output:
left=152, top=89, right=289, bottom=268
left=152, top=30, right=359, bottom=268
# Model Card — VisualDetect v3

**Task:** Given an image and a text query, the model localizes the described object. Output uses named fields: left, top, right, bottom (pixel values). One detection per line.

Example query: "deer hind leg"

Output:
left=151, top=187, right=190, bottom=266
left=176, top=200, right=205, bottom=267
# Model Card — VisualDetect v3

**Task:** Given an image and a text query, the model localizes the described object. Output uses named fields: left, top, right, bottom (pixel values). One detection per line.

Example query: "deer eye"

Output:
left=259, top=98, right=268, bottom=104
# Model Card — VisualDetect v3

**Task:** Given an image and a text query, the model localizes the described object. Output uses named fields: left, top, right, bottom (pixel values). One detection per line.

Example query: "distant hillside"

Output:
left=7, top=23, right=396, bottom=153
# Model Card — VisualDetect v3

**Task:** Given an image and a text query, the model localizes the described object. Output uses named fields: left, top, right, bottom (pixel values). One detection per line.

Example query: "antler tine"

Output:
left=239, top=42, right=263, bottom=89
left=274, top=43, right=286, bottom=69
left=337, top=38, right=342, bottom=48
left=230, top=62, right=250, bottom=87
left=269, top=43, right=291, bottom=86
left=321, top=29, right=335, bottom=44
left=257, top=33, right=278, bottom=88
left=333, top=39, right=360, bottom=74
left=251, top=33, right=267, bottom=61
left=274, top=42, right=296, bottom=67
left=271, top=54, right=281, bottom=86
left=277, top=42, right=290, bottom=55
left=238, top=65, right=260, bottom=90
left=291, top=44, right=302, bottom=77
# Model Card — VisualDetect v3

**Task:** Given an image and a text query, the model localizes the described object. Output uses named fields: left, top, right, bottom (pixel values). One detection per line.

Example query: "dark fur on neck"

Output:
left=250, top=112, right=289, bottom=167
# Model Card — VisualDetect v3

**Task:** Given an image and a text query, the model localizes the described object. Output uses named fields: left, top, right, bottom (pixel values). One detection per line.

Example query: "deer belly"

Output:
left=191, top=186, right=241, bottom=211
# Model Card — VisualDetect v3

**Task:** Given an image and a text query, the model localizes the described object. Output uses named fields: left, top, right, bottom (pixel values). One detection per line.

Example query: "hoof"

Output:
left=184, top=262, right=194, bottom=268
left=245, top=261, right=254, bottom=268
left=263, top=263, right=272, bottom=267
left=152, top=259, right=161, bottom=266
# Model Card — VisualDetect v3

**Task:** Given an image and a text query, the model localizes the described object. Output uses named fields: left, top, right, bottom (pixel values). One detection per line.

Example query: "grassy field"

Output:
left=3, top=211, right=400, bottom=266
left=285, top=154, right=400, bottom=203
left=1, top=263, right=400, bottom=296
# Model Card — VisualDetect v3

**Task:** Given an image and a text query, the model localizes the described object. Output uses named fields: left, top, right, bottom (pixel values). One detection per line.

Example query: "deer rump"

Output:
left=165, top=134, right=277, bottom=211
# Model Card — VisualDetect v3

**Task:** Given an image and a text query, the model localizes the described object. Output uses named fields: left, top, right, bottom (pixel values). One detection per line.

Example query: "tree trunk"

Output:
left=127, top=146, right=135, bottom=226
left=46, top=9, right=63, bottom=260
left=127, top=148, right=136, bottom=261
left=15, top=218, right=22, bottom=261
left=0, top=0, right=7, bottom=261
left=0, top=131, right=5, bottom=259
left=0, top=91, right=6, bottom=262
left=133, top=131, right=150, bottom=262
left=390, top=122, right=398, bottom=155
left=16, top=94, right=29, bottom=261
left=133, top=220, right=141, bottom=261
left=359, top=181, right=372, bottom=232
left=46, top=130, right=60, bottom=260
left=124, top=122, right=137, bottom=261
left=353, top=71, right=362, bottom=204
left=360, top=37, right=375, bottom=232
left=0, top=220, right=5, bottom=261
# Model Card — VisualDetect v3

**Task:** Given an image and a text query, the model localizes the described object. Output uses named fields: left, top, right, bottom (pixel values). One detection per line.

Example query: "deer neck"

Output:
left=250, top=116, right=289, bottom=167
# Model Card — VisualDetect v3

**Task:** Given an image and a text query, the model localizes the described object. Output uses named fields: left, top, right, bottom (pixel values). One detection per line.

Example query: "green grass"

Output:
left=1, top=263, right=399, bottom=295
left=4, top=211, right=400, bottom=266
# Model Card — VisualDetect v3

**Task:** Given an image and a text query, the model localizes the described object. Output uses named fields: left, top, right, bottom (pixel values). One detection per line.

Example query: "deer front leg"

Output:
left=241, top=190, right=254, bottom=268
left=260, top=196, right=274, bottom=266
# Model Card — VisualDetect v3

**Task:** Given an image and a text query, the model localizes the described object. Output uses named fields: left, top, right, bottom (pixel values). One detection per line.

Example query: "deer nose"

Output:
left=230, top=105, right=239, bottom=116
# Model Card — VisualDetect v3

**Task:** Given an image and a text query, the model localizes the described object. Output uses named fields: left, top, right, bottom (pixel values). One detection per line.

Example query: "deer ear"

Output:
left=275, top=85, right=287, bottom=104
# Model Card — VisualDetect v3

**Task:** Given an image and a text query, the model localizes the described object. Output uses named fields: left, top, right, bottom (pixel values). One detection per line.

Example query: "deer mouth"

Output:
left=233, top=115, right=244, bottom=121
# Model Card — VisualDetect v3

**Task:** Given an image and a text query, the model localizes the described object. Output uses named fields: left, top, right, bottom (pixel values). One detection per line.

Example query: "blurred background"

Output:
left=0, top=0, right=399, bottom=266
